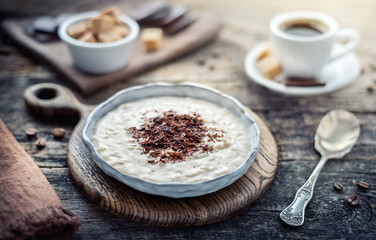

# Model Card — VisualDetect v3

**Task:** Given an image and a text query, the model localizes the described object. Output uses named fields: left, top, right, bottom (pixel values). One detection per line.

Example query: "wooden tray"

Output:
left=2, top=0, right=221, bottom=96
left=24, top=83, right=278, bottom=227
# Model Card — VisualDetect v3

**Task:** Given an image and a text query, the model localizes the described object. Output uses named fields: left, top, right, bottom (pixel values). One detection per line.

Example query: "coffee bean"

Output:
left=366, top=85, right=374, bottom=92
left=333, top=182, right=343, bottom=191
left=357, top=180, right=370, bottom=189
left=196, top=57, right=206, bottom=65
left=211, top=50, right=220, bottom=58
left=369, top=61, right=376, bottom=71
left=52, top=128, right=66, bottom=139
left=360, top=66, right=365, bottom=74
left=347, top=194, right=360, bottom=206
left=36, top=138, right=46, bottom=149
left=25, top=128, right=37, bottom=138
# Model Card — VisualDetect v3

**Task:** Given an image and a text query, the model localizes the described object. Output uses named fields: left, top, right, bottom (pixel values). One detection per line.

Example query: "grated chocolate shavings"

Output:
left=129, top=110, right=224, bottom=164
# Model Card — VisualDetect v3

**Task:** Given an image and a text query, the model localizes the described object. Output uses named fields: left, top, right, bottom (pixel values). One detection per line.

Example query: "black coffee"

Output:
left=281, top=20, right=329, bottom=37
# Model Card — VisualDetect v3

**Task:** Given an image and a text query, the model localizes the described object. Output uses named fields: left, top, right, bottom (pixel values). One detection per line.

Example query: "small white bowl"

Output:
left=58, top=11, right=139, bottom=74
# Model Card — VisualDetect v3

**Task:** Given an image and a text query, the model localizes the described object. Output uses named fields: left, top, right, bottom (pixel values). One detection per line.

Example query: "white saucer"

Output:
left=244, top=42, right=362, bottom=97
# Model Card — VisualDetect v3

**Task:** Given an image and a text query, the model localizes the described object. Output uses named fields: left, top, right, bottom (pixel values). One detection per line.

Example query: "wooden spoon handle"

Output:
left=24, top=83, right=85, bottom=120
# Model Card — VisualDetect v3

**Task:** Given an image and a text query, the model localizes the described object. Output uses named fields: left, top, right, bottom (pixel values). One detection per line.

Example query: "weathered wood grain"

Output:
left=22, top=82, right=278, bottom=227
left=2, top=9, right=222, bottom=95
left=40, top=164, right=375, bottom=239
left=1, top=54, right=375, bottom=237
left=1, top=0, right=376, bottom=238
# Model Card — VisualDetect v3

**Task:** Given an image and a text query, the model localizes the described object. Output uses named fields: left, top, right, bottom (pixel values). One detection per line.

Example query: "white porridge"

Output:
left=91, top=96, right=252, bottom=183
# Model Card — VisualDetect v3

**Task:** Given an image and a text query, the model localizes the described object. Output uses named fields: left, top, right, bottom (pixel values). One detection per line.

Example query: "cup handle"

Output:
left=328, top=28, right=359, bottom=63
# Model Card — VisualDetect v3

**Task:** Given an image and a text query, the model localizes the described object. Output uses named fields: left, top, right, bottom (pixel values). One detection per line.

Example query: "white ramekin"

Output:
left=58, top=11, right=139, bottom=74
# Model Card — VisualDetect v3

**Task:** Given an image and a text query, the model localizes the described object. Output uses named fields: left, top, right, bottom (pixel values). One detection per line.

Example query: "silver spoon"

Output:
left=280, top=109, right=360, bottom=226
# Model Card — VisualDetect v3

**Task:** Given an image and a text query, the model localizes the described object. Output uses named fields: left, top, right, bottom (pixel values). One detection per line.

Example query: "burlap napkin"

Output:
left=0, top=119, right=81, bottom=240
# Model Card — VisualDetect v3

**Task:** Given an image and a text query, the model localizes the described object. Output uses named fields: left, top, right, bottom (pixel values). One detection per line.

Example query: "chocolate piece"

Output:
left=283, top=77, right=326, bottom=87
left=146, top=5, right=189, bottom=27
left=159, top=5, right=188, bottom=26
left=27, top=14, right=71, bottom=43
left=129, top=110, right=224, bottom=164
left=129, top=1, right=169, bottom=22
left=163, top=12, right=198, bottom=35
left=144, top=6, right=171, bottom=24
left=24, top=25, right=59, bottom=43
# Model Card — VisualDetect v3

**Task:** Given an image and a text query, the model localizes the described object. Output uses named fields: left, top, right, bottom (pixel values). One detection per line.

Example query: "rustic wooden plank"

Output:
left=2, top=39, right=376, bottom=113
left=1, top=73, right=375, bottom=238
left=1, top=0, right=376, bottom=238
left=39, top=159, right=376, bottom=239
left=20, top=82, right=278, bottom=227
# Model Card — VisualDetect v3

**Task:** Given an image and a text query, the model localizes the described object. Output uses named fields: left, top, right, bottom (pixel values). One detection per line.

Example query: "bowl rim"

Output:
left=82, top=82, right=261, bottom=197
left=58, top=11, right=140, bottom=48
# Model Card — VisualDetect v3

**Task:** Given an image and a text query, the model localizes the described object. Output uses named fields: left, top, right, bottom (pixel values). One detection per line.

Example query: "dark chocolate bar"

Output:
left=129, top=1, right=169, bottom=23
left=163, top=12, right=198, bottom=35
left=283, top=77, right=326, bottom=87
left=26, top=13, right=71, bottom=42
left=148, top=5, right=189, bottom=27
left=24, top=25, right=59, bottom=43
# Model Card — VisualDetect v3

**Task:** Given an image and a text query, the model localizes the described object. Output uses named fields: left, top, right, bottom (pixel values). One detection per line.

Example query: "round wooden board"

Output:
left=24, top=83, right=278, bottom=227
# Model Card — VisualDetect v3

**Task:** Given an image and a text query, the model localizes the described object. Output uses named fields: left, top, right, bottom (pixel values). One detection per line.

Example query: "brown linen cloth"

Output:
left=0, top=119, right=81, bottom=240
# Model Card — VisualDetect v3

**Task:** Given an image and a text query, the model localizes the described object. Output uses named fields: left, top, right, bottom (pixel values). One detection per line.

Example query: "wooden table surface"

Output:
left=1, top=0, right=375, bottom=239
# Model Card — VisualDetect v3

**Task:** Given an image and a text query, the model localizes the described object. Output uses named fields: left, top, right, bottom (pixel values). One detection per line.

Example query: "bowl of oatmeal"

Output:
left=82, top=82, right=260, bottom=198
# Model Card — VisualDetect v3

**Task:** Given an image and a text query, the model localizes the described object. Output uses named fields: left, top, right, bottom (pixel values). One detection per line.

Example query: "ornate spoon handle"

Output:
left=280, top=156, right=328, bottom=226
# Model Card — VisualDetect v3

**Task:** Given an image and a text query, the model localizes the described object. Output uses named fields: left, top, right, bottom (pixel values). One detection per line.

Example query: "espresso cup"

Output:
left=269, top=11, right=359, bottom=79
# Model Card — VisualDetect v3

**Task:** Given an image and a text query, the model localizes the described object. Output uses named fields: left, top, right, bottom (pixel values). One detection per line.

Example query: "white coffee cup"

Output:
left=269, top=11, right=359, bottom=79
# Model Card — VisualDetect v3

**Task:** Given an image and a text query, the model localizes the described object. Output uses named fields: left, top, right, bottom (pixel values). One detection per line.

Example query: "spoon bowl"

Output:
left=280, top=109, right=360, bottom=226
left=315, top=109, right=360, bottom=159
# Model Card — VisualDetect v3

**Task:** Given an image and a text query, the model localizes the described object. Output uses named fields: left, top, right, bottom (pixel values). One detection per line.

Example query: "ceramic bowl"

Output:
left=82, top=82, right=261, bottom=198
left=58, top=11, right=139, bottom=74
